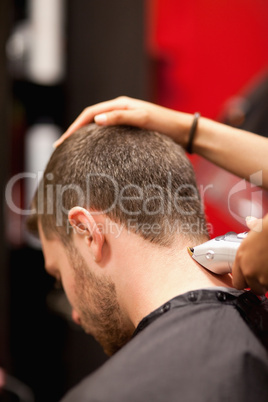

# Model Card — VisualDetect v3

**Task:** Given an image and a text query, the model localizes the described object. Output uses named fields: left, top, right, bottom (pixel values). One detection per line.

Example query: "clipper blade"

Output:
left=187, top=247, right=194, bottom=257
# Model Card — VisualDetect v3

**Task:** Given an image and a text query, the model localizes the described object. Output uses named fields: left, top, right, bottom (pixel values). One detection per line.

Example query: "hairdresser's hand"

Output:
left=54, top=96, right=193, bottom=148
left=232, top=215, right=268, bottom=295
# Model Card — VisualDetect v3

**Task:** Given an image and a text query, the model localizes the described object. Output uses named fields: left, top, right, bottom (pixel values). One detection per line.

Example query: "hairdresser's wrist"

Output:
left=173, top=112, right=208, bottom=154
left=167, top=110, right=195, bottom=149
left=189, top=116, right=228, bottom=156
left=172, top=112, right=214, bottom=154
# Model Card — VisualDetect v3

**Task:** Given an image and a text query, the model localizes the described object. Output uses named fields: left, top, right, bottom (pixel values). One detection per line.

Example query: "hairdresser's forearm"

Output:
left=192, top=117, right=268, bottom=190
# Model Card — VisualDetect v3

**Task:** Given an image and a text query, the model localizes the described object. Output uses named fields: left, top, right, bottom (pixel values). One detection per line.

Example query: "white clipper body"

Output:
left=188, top=232, right=248, bottom=275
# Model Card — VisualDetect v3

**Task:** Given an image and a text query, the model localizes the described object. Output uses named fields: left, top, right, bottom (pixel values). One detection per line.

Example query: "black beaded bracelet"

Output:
left=186, top=112, right=200, bottom=154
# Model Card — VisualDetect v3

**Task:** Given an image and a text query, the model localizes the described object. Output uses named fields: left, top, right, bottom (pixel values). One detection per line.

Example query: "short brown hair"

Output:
left=26, top=124, right=208, bottom=246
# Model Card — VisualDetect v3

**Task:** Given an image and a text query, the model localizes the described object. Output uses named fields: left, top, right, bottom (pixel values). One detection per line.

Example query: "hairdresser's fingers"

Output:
left=243, top=277, right=267, bottom=295
left=94, top=109, right=152, bottom=128
left=232, top=261, right=267, bottom=295
left=54, top=95, right=193, bottom=148
left=94, top=108, right=192, bottom=148
left=246, top=216, right=262, bottom=232
left=232, top=228, right=268, bottom=295
left=232, top=260, right=248, bottom=290
left=251, top=280, right=268, bottom=295
left=54, top=96, right=134, bottom=147
left=94, top=108, right=176, bottom=139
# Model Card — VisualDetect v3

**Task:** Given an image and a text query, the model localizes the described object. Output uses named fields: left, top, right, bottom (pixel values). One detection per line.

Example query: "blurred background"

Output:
left=1, top=0, right=268, bottom=401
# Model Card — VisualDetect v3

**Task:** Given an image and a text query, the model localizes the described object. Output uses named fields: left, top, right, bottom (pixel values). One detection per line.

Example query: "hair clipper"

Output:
left=187, top=231, right=248, bottom=275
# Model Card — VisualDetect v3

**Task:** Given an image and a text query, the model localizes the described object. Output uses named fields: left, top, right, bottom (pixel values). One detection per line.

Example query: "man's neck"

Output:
left=112, top=232, right=234, bottom=328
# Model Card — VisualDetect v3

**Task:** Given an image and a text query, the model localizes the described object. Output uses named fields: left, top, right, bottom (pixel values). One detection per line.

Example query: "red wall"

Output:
left=146, top=0, right=268, bottom=236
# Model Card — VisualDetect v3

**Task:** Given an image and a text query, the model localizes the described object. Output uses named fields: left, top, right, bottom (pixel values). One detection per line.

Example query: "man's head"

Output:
left=27, top=124, right=208, bottom=245
left=27, top=124, right=209, bottom=355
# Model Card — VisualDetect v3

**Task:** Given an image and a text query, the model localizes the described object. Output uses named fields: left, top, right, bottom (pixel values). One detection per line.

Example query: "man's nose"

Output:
left=72, top=309, right=81, bottom=326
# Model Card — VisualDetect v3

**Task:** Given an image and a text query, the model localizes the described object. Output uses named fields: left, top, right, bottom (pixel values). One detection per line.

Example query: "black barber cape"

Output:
left=61, top=288, right=268, bottom=402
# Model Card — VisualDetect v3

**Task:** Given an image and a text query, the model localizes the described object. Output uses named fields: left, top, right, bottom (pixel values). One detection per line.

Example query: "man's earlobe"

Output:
left=68, top=207, right=104, bottom=263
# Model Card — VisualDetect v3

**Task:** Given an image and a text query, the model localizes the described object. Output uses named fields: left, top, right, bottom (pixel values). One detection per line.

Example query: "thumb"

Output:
left=245, top=216, right=262, bottom=232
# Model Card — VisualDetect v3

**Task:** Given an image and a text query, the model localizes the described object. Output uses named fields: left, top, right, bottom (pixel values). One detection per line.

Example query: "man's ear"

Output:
left=68, top=207, right=104, bottom=263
